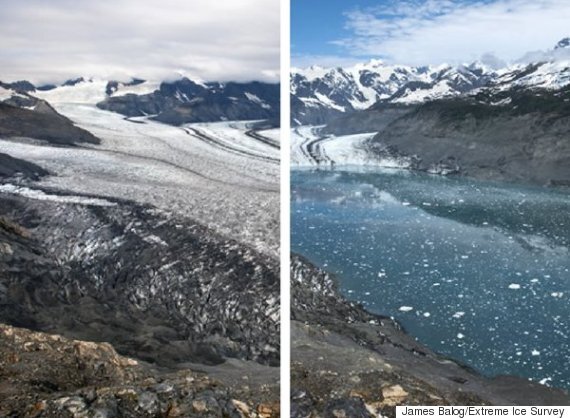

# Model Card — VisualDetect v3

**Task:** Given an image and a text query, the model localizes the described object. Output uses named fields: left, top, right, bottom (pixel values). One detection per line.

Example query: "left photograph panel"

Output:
left=0, top=1, right=280, bottom=416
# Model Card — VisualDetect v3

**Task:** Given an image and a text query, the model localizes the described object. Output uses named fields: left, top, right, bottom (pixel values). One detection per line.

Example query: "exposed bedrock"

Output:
left=0, top=323, right=279, bottom=417
left=0, top=102, right=100, bottom=146
left=370, top=95, right=570, bottom=185
left=96, top=80, right=280, bottom=125
left=0, top=153, right=49, bottom=180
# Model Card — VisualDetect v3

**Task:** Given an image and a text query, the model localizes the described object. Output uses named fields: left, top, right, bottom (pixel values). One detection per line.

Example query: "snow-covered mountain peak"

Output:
left=555, top=37, right=570, bottom=50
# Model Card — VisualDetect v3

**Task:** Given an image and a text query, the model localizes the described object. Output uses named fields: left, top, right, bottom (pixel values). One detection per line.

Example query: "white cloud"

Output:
left=0, top=0, right=279, bottom=84
left=333, top=0, right=570, bottom=66
left=291, top=54, right=364, bottom=69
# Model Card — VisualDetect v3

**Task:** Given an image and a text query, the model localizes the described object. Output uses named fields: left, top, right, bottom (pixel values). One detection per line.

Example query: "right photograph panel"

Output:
left=290, top=0, right=570, bottom=413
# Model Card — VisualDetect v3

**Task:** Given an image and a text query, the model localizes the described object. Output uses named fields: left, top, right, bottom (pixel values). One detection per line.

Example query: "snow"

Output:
left=0, top=86, right=14, bottom=101
left=292, top=60, right=467, bottom=112
left=34, top=78, right=162, bottom=104
left=314, top=92, right=345, bottom=112
left=112, top=81, right=160, bottom=97
left=0, top=184, right=116, bottom=207
left=244, top=92, right=271, bottom=109
left=34, top=79, right=109, bottom=104
left=392, top=80, right=455, bottom=104
left=257, top=128, right=280, bottom=143
left=292, top=65, right=330, bottom=82
left=497, top=60, right=570, bottom=90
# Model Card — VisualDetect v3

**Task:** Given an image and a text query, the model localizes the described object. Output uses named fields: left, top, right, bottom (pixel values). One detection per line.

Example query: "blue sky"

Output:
left=291, top=0, right=570, bottom=68
left=291, top=0, right=383, bottom=57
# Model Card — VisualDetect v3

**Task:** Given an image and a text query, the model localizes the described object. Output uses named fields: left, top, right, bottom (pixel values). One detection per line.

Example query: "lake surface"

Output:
left=291, top=168, right=570, bottom=389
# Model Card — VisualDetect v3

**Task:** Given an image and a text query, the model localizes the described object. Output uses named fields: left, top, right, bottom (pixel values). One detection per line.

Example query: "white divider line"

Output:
left=280, top=0, right=291, bottom=415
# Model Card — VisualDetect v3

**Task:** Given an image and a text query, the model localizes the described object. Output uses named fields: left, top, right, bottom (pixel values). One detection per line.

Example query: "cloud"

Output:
left=291, top=54, right=364, bottom=69
left=0, top=0, right=280, bottom=84
left=332, top=0, right=570, bottom=65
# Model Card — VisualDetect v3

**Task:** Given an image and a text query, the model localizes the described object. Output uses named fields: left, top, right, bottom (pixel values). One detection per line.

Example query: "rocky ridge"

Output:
left=0, top=323, right=279, bottom=417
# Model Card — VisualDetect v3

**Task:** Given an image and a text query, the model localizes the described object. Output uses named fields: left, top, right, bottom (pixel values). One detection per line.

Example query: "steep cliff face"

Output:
left=290, top=255, right=570, bottom=417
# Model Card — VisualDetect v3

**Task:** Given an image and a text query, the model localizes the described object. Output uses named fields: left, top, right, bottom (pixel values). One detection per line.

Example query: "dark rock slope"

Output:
left=0, top=153, right=49, bottom=180
left=0, top=323, right=279, bottom=417
left=0, top=101, right=100, bottom=145
left=291, top=254, right=570, bottom=417
left=97, top=79, right=280, bottom=126
left=367, top=87, right=570, bottom=186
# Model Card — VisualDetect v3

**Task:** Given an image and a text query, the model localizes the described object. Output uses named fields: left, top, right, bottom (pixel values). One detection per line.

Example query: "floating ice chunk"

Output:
left=377, top=271, right=387, bottom=278
left=461, top=255, right=469, bottom=259
left=551, top=292, right=564, bottom=298
left=539, top=377, right=552, bottom=386
left=399, top=306, right=413, bottom=312
left=423, top=312, right=431, bottom=317
left=531, top=350, right=541, bottom=356
left=508, top=283, right=521, bottom=290
left=457, top=333, right=465, bottom=339
left=452, top=311, right=465, bottom=319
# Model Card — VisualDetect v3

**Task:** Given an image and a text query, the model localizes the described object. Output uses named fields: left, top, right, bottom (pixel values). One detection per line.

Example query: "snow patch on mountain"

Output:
left=34, top=79, right=109, bottom=105
left=244, top=92, right=271, bottom=109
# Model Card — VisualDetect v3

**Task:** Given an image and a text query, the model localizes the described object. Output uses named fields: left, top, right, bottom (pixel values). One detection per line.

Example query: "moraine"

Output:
left=291, top=168, right=570, bottom=389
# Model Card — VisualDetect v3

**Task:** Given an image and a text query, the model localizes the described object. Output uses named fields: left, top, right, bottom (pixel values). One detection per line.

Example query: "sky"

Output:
left=0, top=0, right=280, bottom=84
left=291, top=0, right=570, bottom=68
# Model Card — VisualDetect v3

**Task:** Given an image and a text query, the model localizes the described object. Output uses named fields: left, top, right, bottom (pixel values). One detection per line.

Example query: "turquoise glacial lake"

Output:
left=291, top=168, right=570, bottom=389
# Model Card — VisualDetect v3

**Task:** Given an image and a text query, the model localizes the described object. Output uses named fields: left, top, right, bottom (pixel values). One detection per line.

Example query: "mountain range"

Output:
left=291, top=38, right=570, bottom=186
left=0, top=76, right=280, bottom=126
left=291, top=38, right=570, bottom=126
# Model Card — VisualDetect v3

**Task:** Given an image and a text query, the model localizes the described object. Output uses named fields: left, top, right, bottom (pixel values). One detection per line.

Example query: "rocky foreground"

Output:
left=0, top=323, right=279, bottom=417
left=290, top=255, right=570, bottom=417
